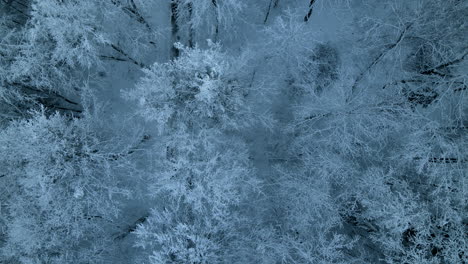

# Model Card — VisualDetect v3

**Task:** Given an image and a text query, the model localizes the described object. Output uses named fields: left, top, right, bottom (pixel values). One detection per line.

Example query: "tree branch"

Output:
left=212, top=0, right=219, bottom=39
left=454, top=86, right=466, bottom=92
left=114, top=213, right=149, bottom=240
left=383, top=79, right=466, bottom=93
left=107, top=134, right=151, bottom=161
left=419, top=51, right=468, bottom=76
left=9, top=82, right=80, bottom=106
left=304, top=0, right=316, bottom=22
left=99, top=55, right=128, bottom=62
left=350, top=23, right=412, bottom=98
left=110, top=0, right=153, bottom=32
left=413, top=157, right=468, bottom=164
left=264, top=0, right=274, bottom=24
left=109, top=44, right=146, bottom=68
left=170, top=0, right=180, bottom=59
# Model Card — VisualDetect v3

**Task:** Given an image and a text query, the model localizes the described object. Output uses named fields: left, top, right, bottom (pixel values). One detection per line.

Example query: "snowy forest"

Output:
left=0, top=0, right=467, bottom=263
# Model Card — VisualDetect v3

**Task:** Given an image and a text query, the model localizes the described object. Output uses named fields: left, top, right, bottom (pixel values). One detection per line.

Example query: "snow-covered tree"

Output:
left=339, top=2, right=468, bottom=262
left=1, top=1, right=466, bottom=263
left=169, top=0, right=246, bottom=49
left=124, top=41, right=252, bottom=132
left=0, top=110, right=130, bottom=264
left=127, top=41, right=261, bottom=263
left=350, top=0, right=467, bottom=105
left=134, top=129, right=258, bottom=263
left=0, top=0, right=161, bottom=120
left=7, top=0, right=105, bottom=91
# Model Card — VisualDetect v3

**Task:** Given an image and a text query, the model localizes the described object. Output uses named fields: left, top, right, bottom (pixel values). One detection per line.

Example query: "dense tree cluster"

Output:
left=0, top=0, right=466, bottom=263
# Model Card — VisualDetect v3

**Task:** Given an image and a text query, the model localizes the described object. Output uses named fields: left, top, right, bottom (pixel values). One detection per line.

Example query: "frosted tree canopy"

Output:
left=0, top=1, right=466, bottom=263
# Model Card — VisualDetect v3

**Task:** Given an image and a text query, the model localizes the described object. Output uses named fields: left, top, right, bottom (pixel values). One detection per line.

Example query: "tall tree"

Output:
left=0, top=110, right=131, bottom=263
